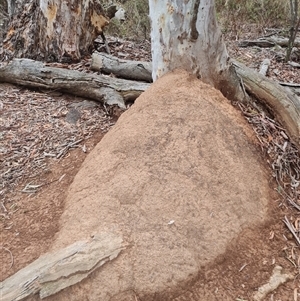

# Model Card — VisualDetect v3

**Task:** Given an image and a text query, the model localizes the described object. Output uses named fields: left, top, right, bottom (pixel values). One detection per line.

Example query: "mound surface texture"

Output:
left=49, top=70, right=271, bottom=300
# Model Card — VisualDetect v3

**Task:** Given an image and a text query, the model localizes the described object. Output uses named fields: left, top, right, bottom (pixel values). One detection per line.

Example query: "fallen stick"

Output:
left=239, top=36, right=300, bottom=48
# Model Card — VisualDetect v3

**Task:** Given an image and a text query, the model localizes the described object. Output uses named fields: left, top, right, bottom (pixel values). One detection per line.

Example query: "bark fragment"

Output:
left=0, top=233, right=125, bottom=301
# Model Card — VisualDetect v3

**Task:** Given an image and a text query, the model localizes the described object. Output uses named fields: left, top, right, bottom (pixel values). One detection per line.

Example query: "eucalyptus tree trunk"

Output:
left=286, top=0, right=300, bottom=62
left=0, top=0, right=110, bottom=62
left=149, top=0, right=244, bottom=102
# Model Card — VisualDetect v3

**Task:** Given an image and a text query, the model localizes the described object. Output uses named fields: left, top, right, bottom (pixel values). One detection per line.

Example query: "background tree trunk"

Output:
left=0, top=0, right=110, bottom=62
left=149, top=0, right=245, bottom=102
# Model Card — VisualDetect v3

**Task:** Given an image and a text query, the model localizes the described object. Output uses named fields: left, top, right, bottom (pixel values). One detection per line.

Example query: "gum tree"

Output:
left=149, top=0, right=244, bottom=102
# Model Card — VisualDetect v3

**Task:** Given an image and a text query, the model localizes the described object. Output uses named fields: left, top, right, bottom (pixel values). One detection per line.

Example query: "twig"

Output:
left=283, top=216, right=300, bottom=246
left=239, top=263, right=248, bottom=272
left=260, top=29, right=282, bottom=38
left=56, top=139, right=83, bottom=159
left=21, top=175, right=68, bottom=193
left=287, top=198, right=300, bottom=211
left=0, top=201, right=8, bottom=212
left=21, top=183, right=43, bottom=193
left=1, top=246, right=14, bottom=270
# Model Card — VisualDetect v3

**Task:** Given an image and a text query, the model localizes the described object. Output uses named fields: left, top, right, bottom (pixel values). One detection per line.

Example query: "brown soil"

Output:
left=1, top=132, right=104, bottom=281
left=0, top=83, right=116, bottom=281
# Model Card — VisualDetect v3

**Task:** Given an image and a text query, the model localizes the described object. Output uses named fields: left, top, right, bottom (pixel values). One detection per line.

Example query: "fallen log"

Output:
left=91, top=51, right=152, bottom=82
left=288, top=61, right=300, bottom=68
left=0, top=56, right=299, bottom=147
left=89, top=53, right=300, bottom=147
left=233, top=60, right=300, bottom=146
left=0, top=232, right=125, bottom=301
left=239, top=36, right=300, bottom=48
left=0, top=58, right=151, bottom=108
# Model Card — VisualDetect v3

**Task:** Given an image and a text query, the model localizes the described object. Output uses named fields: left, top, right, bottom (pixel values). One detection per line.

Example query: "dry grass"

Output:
left=0, top=4, right=8, bottom=43
left=106, top=0, right=150, bottom=40
left=104, top=0, right=293, bottom=41
left=216, top=0, right=292, bottom=35
left=0, top=1, right=293, bottom=43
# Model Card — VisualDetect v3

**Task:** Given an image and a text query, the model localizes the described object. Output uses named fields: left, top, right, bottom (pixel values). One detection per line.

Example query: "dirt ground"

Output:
left=1, top=130, right=104, bottom=279
left=0, top=83, right=118, bottom=281
left=1, top=36, right=300, bottom=300
left=1, top=85, right=299, bottom=301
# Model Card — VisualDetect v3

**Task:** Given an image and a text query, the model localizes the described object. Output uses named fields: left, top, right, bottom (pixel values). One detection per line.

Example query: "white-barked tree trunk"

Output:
left=149, top=0, right=244, bottom=102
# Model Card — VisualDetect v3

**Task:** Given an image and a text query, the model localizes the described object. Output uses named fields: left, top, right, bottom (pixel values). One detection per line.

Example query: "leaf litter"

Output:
left=0, top=84, right=116, bottom=220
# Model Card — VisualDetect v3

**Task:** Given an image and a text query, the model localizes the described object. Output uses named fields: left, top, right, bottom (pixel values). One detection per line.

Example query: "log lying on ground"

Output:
left=0, top=233, right=124, bottom=301
left=91, top=51, right=152, bottom=82
left=278, top=82, right=300, bottom=97
left=288, top=61, right=300, bottom=68
left=90, top=53, right=300, bottom=147
left=1, top=56, right=299, bottom=147
left=0, top=59, right=151, bottom=108
left=233, top=60, right=300, bottom=146
left=239, top=36, right=300, bottom=48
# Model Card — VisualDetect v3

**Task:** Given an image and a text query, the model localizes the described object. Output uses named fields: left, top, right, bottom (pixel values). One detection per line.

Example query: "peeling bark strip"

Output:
left=0, top=233, right=125, bottom=301
left=0, top=59, right=150, bottom=107
left=149, top=0, right=245, bottom=102
left=0, top=0, right=113, bottom=62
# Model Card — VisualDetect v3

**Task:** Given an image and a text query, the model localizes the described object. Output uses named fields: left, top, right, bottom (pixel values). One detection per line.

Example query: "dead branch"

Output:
left=279, top=82, right=300, bottom=88
left=239, top=36, right=300, bottom=48
left=0, top=233, right=125, bottom=301
left=0, top=59, right=150, bottom=108
left=288, top=61, right=300, bottom=68
left=259, top=59, right=270, bottom=76
left=91, top=52, right=152, bottom=82
left=233, top=60, right=300, bottom=148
